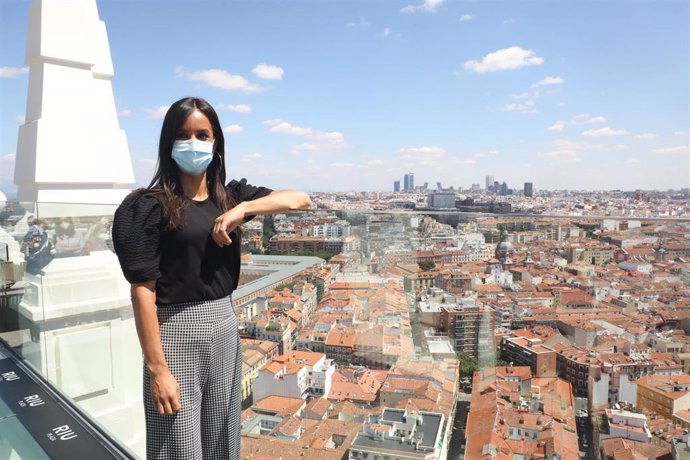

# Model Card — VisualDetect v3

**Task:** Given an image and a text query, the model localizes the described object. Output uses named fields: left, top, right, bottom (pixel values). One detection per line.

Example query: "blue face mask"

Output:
left=171, top=139, right=214, bottom=176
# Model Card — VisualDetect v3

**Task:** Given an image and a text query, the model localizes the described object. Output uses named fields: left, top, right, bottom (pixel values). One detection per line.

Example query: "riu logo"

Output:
left=24, top=394, right=45, bottom=407
left=51, top=425, right=78, bottom=441
left=0, top=371, right=20, bottom=382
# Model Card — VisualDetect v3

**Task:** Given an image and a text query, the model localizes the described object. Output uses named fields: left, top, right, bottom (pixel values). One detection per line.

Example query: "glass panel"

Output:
left=2, top=202, right=687, bottom=459
left=0, top=201, right=145, bottom=457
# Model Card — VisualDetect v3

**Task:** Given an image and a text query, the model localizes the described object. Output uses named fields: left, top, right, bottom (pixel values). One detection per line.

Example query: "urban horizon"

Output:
left=1, top=0, right=688, bottom=195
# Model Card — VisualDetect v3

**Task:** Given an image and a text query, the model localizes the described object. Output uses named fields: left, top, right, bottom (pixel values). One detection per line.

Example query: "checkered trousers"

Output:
left=144, top=296, right=242, bottom=460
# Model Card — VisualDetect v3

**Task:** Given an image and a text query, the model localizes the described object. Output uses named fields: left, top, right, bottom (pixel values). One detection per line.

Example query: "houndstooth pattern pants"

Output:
left=144, top=296, right=242, bottom=460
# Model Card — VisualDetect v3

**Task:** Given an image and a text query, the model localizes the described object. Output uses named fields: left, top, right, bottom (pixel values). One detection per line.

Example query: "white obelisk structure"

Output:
left=11, top=1, right=146, bottom=456
left=14, top=0, right=135, bottom=210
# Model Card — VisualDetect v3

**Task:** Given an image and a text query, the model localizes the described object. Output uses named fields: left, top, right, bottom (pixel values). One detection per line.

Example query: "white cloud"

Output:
left=331, top=162, right=354, bottom=167
left=628, top=158, right=641, bottom=164
left=346, top=18, right=370, bottom=27
left=117, top=109, right=132, bottom=117
left=143, top=105, right=170, bottom=119
left=175, top=67, right=265, bottom=93
left=383, top=27, right=392, bottom=38
left=15, top=115, right=25, bottom=124
left=398, top=146, right=446, bottom=158
left=511, top=92, right=531, bottom=99
left=581, top=126, right=629, bottom=137
left=674, top=130, right=688, bottom=136
left=531, top=76, right=564, bottom=87
left=503, top=18, right=517, bottom=24
left=366, top=159, right=384, bottom=165
left=252, top=63, right=284, bottom=80
left=241, top=153, right=263, bottom=161
left=459, top=14, right=474, bottom=22
left=290, top=143, right=320, bottom=153
left=571, top=114, right=605, bottom=124
left=650, top=145, right=690, bottom=155
left=537, top=148, right=581, bottom=163
left=223, top=124, right=243, bottom=135
left=548, top=121, right=566, bottom=132
left=401, top=0, right=444, bottom=13
left=537, top=139, right=604, bottom=163
left=474, top=150, right=499, bottom=158
left=558, top=102, right=567, bottom=107
left=463, top=46, right=544, bottom=73
left=216, top=103, right=251, bottom=113
left=0, top=66, right=29, bottom=78
left=502, top=100, right=537, bottom=114
left=264, top=119, right=345, bottom=144
left=634, top=133, right=658, bottom=140
left=551, top=115, right=605, bottom=132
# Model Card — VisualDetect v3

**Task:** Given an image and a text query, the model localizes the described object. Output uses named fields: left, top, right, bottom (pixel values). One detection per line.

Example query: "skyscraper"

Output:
left=394, top=180, right=400, bottom=192
left=485, top=175, right=494, bottom=192
left=524, top=182, right=534, bottom=197
left=403, top=173, right=414, bottom=192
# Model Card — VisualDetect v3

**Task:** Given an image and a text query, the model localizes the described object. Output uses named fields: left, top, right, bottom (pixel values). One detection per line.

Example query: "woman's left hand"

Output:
left=212, top=205, right=245, bottom=247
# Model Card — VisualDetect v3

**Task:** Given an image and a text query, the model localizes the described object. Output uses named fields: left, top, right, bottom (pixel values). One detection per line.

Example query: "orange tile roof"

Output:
left=252, top=395, right=305, bottom=417
left=325, top=327, right=356, bottom=348
left=636, top=374, right=690, bottom=399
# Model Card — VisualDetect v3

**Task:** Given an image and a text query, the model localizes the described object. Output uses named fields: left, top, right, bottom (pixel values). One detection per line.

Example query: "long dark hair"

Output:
left=147, top=97, right=236, bottom=230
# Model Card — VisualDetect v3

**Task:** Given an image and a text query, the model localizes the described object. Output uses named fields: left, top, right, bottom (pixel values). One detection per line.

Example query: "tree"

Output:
left=292, top=250, right=337, bottom=261
left=275, top=282, right=295, bottom=292
left=418, top=260, right=436, bottom=271
left=262, top=214, right=276, bottom=248
left=457, top=351, right=479, bottom=378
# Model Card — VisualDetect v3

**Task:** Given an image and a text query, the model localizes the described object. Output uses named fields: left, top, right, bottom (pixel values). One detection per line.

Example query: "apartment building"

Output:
left=349, top=408, right=446, bottom=460
left=500, top=335, right=557, bottom=378
left=636, top=374, right=690, bottom=419
left=253, top=350, right=335, bottom=402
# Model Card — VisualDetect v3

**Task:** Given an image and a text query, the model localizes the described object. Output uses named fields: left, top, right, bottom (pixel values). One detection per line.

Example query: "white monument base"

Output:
left=18, top=189, right=129, bottom=219
left=16, top=250, right=145, bottom=458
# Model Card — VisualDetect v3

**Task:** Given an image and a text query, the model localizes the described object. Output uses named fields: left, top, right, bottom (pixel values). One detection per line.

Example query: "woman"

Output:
left=112, top=96, right=311, bottom=460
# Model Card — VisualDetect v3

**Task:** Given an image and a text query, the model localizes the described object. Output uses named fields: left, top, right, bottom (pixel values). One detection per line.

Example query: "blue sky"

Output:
left=1, top=0, right=688, bottom=195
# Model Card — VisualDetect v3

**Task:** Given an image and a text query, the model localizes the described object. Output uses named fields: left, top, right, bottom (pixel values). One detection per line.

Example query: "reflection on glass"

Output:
left=1, top=201, right=688, bottom=459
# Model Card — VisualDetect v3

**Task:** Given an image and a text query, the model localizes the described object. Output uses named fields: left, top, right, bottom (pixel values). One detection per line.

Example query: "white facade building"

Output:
left=313, top=221, right=351, bottom=238
left=600, top=408, right=651, bottom=443
left=253, top=351, right=335, bottom=402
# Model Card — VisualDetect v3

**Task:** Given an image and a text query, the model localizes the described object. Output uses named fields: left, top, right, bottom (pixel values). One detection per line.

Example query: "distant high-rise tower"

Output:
left=524, top=182, right=534, bottom=197
left=403, top=173, right=414, bottom=192
left=500, top=182, right=509, bottom=196
left=437, top=182, right=442, bottom=190
left=485, top=175, right=494, bottom=192
left=394, top=180, right=400, bottom=192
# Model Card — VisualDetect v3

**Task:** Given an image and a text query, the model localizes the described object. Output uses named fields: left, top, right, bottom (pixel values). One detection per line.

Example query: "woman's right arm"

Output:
left=131, top=281, right=180, bottom=415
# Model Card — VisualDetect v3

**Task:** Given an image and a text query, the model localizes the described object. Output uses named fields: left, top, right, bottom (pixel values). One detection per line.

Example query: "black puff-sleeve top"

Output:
left=112, top=179, right=272, bottom=306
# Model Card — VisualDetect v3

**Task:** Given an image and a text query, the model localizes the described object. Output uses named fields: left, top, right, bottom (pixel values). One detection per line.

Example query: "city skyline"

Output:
left=1, top=0, right=688, bottom=196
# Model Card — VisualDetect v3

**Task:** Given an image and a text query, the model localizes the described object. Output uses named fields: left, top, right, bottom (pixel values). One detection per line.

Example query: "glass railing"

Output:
left=0, top=201, right=143, bottom=458
left=1, top=201, right=689, bottom=459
